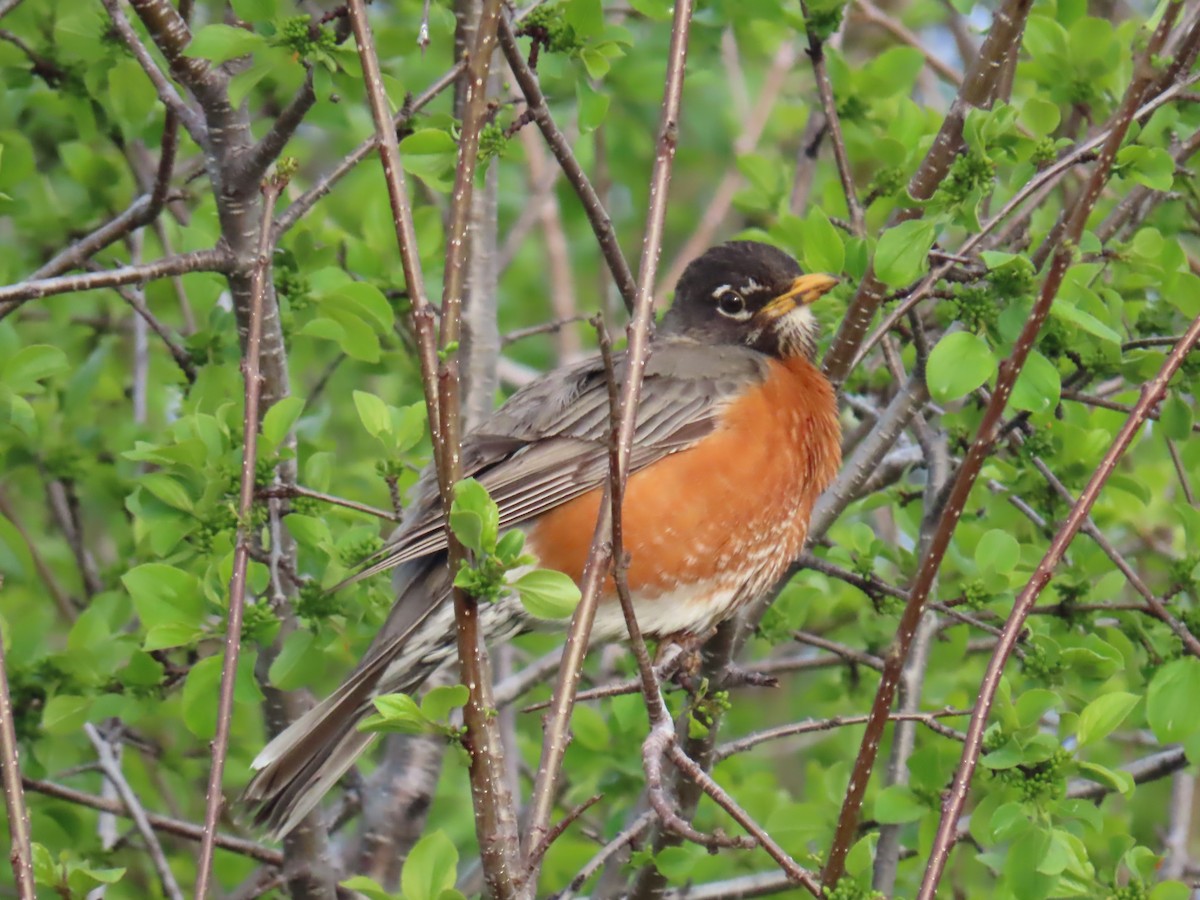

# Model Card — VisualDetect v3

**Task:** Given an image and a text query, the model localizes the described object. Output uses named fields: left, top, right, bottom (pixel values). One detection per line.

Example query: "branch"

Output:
left=0, top=576, right=35, bottom=899
left=820, top=4, right=1183, bottom=883
left=234, top=67, right=317, bottom=189
left=919, top=306, right=1200, bottom=897
left=100, top=0, right=206, bottom=144
left=498, top=15, right=638, bottom=313
left=800, top=4, right=865, bottom=235
left=821, top=0, right=1034, bottom=384
left=21, top=776, right=282, bottom=865
left=522, top=0, right=695, bottom=875
left=0, top=248, right=231, bottom=311
left=194, top=175, right=283, bottom=900
left=84, top=725, right=184, bottom=900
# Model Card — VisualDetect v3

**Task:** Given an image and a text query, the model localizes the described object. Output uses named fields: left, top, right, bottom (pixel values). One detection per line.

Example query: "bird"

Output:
left=244, top=240, right=843, bottom=837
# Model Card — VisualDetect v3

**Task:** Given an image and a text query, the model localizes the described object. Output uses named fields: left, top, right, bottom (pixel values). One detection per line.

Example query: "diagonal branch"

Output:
left=918, top=307, right=1200, bottom=897
left=498, top=15, right=638, bottom=313
left=234, top=67, right=317, bottom=189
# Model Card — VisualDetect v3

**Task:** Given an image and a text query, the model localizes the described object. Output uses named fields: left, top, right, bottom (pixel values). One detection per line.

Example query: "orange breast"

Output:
left=523, top=355, right=841, bottom=607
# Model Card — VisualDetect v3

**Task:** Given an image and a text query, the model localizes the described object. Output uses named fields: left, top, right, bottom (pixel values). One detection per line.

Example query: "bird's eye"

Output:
left=714, top=288, right=748, bottom=319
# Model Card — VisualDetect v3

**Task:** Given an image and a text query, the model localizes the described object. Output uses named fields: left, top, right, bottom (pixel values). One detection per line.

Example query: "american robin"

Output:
left=245, top=240, right=842, bottom=837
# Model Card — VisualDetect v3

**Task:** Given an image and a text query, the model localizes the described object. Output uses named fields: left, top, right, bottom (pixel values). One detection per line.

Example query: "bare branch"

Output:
left=84, top=725, right=184, bottom=900
left=498, top=15, right=638, bottom=313
left=0, top=577, right=35, bottom=899
left=194, top=175, right=283, bottom=899
left=919, top=313, right=1200, bottom=896
left=234, top=67, right=317, bottom=189
left=21, top=776, right=282, bottom=865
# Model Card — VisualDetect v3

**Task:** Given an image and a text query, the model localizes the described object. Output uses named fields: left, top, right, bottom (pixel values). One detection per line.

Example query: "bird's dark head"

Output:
left=661, top=241, right=838, bottom=360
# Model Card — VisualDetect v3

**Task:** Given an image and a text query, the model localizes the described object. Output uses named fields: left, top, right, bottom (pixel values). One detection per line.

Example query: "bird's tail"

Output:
left=243, top=559, right=458, bottom=839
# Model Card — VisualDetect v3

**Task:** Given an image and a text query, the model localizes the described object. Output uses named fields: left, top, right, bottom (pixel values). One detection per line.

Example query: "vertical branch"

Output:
left=820, top=5, right=1183, bottom=886
left=918, top=308, right=1200, bottom=897
left=521, top=0, right=695, bottom=877
left=193, top=175, right=282, bottom=900
left=0, top=577, right=35, bottom=900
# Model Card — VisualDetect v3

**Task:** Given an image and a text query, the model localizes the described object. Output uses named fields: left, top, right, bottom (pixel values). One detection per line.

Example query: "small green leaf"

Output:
left=353, top=391, right=392, bottom=439
left=450, top=479, right=498, bottom=554
left=3, top=344, right=68, bottom=391
left=359, top=693, right=430, bottom=735
left=874, top=219, right=936, bottom=287
left=184, top=24, right=268, bottom=65
left=261, top=396, right=305, bottom=451
left=401, top=831, right=459, bottom=900
left=976, top=529, right=1020, bottom=575
left=230, top=0, right=277, bottom=20
left=514, top=569, right=581, bottom=619
left=926, top=331, right=996, bottom=402
left=268, top=630, right=315, bottom=690
left=1147, top=657, right=1200, bottom=743
left=140, top=473, right=194, bottom=512
left=1009, top=350, right=1061, bottom=413
left=1020, top=97, right=1061, bottom=136
left=422, top=684, right=469, bottom=722
left=799, top=207, right=845, bottom=275
left=142, top=622, right=202, bottom=651
left=1159, top=394, right=1192, bottom=441
left=1076, top=692, right=1139, bottom=746
left=576, top=79, right=610, bottom=134
left=874, top=784, right=926, bottom=823
left=339, top=876, right=396, bottom=900
left=41, top=694, right=92, bottom=735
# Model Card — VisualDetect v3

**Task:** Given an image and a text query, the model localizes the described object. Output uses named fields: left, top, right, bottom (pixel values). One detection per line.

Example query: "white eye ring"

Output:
left=714, top=287, right=750, bottom=320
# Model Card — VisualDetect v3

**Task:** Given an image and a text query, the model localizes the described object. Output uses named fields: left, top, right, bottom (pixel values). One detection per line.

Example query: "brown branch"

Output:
left=100, top=0, right=206, bottom=144
left=21, top=776, right=282, bottom=865
left=0, top=248, right=230, bottom=314
left=0, top=490, right=77, bottom=621
left=801, top=4, right=865, bottom=236
left=919, top=306, right=1200, bottom=897
left=0, top=576, right=35, bottom=899
left=498, top=14, right=638, bottom=313
left=194, top=175, right=282, bottom=899
left=87, top=263, right=197, bottom=383
left=821, top=5, right=1182, bottom=883
left=821, top=0, right=1034, bottom=384
left=235, top=68, right=317, bottom=189
left=522, top=0, right=695, bottom=876
left=851, top=0, right=962, bottom=86
left=716, top=709, right=970, bottom=762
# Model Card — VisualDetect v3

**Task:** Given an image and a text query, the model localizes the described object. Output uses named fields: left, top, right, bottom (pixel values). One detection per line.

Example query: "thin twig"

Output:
left=498, top=14, right=638, bottom=313
left=21, top=776, right=282, bottom=864
left=84, top=724, right=184, bottom=900
left=919, top=306, right=1200, bottom=897
left=256, top=484, right=401, bottom=522
left=0, top=576, right=35, bottom=899
left=194, top=175, right=283, bottom=900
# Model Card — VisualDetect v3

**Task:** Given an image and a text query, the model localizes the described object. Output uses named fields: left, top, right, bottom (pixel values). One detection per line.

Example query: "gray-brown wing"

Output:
left=347, top=338, right=768, bottom=582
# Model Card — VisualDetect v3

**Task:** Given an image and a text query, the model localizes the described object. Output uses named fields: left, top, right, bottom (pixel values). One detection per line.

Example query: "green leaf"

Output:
left=1020, top=97, right=1061, bottom=136
left=1076, top=692, right=1139, bottom=746
left=1159, top=394, right=1192, bottom=441
left=1009, top=350, right=1061, bottom=413
left=401, top=831, right=459, bottom=900
left=799, top=206, right=845, bottom=276
left=41, top=694, right=92, bottom=735
left=3, top=344, right=68, bottom=391
left=339, top=876, right=396, bottom=900
left=399, top=129, right=457, bottom=191
left=268, top=629, right=315, bottom=690
left=874, top=220, right=936, bottom=287
left=449, top=479, right=498, bottom=554
left=576, top=79, right=610, bottom=134
left=142, top=622, right=202, bottom=651
left=139, top=473, right=194, bottom=512
left=359, top=693, right=429, bottom=735
left=353, top=390, right=392, bottom=440
left=122, top=563, right=206, bottom=631
left=421, top=684, right=469, bottom=722
left=514, top=569, right=581, bottom=619
left=261, top=396, right=304, bottom=451
left=1051, top=296, right=1122, bottom=344
left=874, top=784, right=926, bottom=823
left=181, top=653, right=262, bottom=739
left=184, top=24, right=268, bottom=65
left=976, top=529, right=1020, bottom=575
left=926, top=331, right=996, bottom=402
left=1147, top=657, right=1200, bottom=743
left=1117, top=145, right=1174, bottom=191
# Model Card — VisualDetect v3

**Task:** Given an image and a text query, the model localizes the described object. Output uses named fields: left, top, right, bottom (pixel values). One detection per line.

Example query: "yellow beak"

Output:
left=759, top=273, right=840, bottom=319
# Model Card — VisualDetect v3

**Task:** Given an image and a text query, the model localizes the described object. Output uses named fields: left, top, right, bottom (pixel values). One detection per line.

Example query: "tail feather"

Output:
left=243, top=558, right=533, bottom=839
